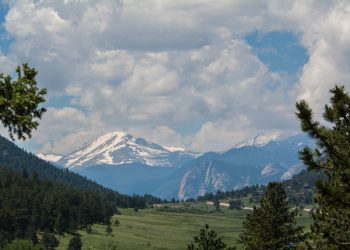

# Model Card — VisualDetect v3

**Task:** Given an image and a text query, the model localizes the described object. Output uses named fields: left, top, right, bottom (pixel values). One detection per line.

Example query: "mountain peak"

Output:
left=91, top=131, right=129, bottom=147
left=163, top=146, right=185, bottom=152
left=56, top=131, right=197, bottom=169
left=102, top=130, right=128, bottom=139
left=234, top=132, right=283, bottom=148
left=37, top=153, right=62, bottom=162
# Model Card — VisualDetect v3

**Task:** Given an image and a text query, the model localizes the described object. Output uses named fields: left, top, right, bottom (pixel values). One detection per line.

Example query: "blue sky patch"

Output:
left=245, top=31, right=308, bottom=75
left=0, top=3, right=12, bottom=54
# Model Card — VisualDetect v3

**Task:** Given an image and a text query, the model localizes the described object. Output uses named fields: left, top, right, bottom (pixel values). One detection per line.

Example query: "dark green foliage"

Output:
left=197, top=169, right=325, bottom=206
left=282, top=169, right=325, bottom=205
left=239, top=182, right=304, bottom=250
left=67, top=235, right=82, bottom=250
left=0, top=64, right=46, bottom=140
left=114, top=219, right=120, bottom=226
left=41, top=232, right=58, bottom=250
left=198, top=185, right=265, bottom=203
left=229, top=199, right=242, bottom=210
left=2, top=239, right=40, bottom=250
left=213, top=199, right=220, bottom=211
left=0, top=166, right=116, bottom=247
left=187, top=224, right=235, bottom=250
left=54, top=214, right=66, bottom=235
left=86, top=225, right=92, bottom=235
left=296, top=85, right=350, bottom=249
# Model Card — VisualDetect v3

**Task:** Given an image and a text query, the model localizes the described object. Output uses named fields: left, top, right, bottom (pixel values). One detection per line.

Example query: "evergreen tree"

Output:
left=213, top=199, right=220, bottom=211
left=239, top=182, right=304, bottom=250
left=86, top=225, right=93, bottom=234
left=67, top=235, right=82, bottom=250
left=296, top=85, right=350, bottom=249
left=187, top=224, right=235, bottom=250
left=54, top=214, right=66, bottom=235
left=229, top=199, right=242, bottom=210
left=41, top=232, right=59, bottom=250
left=0, top=64, right=46, bottom=140
left=25, top=224, right=38, bottom=245
left=68, top=218, right=78, bottom=233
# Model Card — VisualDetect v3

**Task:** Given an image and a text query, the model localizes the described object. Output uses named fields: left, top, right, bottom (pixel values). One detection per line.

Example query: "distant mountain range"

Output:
left=56, top=131, right=199, bottom=169
left=38, top=131, right=314, bottom=200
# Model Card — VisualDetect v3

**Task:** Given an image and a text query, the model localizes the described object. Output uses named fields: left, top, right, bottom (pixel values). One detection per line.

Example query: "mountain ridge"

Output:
left=54, top=131, right=199, bottom=169
left=37, top=131, right=314, bottom=200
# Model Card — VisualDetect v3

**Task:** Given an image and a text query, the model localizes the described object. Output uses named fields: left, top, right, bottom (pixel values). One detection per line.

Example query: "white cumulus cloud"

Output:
left=1, top=0, right=350, bottom=154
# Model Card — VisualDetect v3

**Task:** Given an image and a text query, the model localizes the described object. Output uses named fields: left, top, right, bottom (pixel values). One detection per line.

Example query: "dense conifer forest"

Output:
left=0, top=165, right=115, bottom=246
left=0, top=135, right=165, bottom=247
left=0, top=135, right=164, bottom=208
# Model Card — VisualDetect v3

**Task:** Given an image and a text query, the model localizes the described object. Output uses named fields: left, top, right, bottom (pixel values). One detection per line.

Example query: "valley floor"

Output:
left=57, top=203, right=312, bottom=250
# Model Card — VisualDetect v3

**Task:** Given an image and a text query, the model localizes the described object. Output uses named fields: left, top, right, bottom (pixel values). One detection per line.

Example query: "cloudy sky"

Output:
left=1, top=0, right=350, bottom=155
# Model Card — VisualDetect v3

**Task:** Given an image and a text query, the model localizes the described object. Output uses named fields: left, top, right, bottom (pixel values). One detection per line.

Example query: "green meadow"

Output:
left=57, top=203, right=312, bottom=250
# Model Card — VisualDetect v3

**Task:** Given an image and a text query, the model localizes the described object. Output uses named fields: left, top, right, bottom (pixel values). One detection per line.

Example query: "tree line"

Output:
left=0, top=165, right=115, bottom=247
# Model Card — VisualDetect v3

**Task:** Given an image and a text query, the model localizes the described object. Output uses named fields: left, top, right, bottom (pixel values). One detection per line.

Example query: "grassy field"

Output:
left=57, top=203, right=313, bottom=250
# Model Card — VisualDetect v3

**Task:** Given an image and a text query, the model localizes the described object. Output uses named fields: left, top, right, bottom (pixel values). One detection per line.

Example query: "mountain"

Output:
left=234, top=132, right=283, bottom=148
left=37, top=153, right=62, bottom=162
left=57, top=131, right=198, bottom=169
left=154, top=133, right=314, bottom=200
left=39, top=131, right=314, bottom=200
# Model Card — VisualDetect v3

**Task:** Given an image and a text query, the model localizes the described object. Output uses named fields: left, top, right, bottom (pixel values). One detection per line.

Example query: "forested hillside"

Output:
left=198, top=169, right=326, bottom=205
left=0, top=166, right=116, bottom=247
left=0, top=135, right=164, bottom=208
left=0, top=135, right=166, bottom=248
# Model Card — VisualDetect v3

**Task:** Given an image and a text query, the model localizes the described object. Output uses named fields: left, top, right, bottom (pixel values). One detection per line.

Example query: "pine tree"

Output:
left=55, top=214, right=66, bottom=235
left=296, top=85, right=350, bottom=249
left=0, top=64, right=46, bottom=140
left=67, top=235, right=82, bottom=250
left=239, top=182, right=304, bottom=250
left=41, top=232, right=59, bottom=250
left=229, top=199, right=242, bottom=210
left=213, top=199, right=220, bottom=211
left=187, top=224, right=236, bottom=250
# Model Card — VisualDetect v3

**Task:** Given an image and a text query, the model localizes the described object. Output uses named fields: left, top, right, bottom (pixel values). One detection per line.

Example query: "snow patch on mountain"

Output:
left=235, top=132, right=283, bottom=148
left=57, top=131, right=197, bottom=168
left=163, top=146, right=185, bottom=152
left=37, top=153, right=62, bottom=162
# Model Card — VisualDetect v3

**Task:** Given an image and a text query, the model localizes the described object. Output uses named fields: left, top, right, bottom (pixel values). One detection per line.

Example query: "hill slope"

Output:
left=0, top=135, right=163, bottom=207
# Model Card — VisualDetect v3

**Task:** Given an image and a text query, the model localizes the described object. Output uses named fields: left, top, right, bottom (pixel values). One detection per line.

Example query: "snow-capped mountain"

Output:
left=37, top=153, right=62, bottom=162
left=234, top=132, right=284, bottom=148
left=57, top=131, right=198, bottom=169
left=38, top=131, right=314, bottom=199
left=153, top=133, right=314, bottom=199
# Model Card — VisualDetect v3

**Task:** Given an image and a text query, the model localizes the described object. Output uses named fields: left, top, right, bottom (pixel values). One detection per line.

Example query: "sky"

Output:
left=0, top=0, right=350, bottom=155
